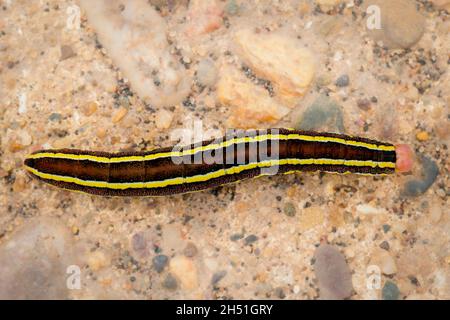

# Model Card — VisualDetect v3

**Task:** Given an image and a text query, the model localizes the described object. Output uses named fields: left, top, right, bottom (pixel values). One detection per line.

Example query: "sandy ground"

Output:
left=0, top=0, right=448, bottom=299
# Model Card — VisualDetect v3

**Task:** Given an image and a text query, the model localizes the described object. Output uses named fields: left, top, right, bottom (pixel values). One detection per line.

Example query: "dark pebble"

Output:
left=379, top=241, right=390, bottom=251
left=356, top=98, right=371, bottom=111
left=401, top=155, right=439, bottom=197
left=163, top=273, right=178, bottom=290
left=211, top=270, right=227, bottom=285
left=382, top=281, right=400, bottom=300
left=244, top=234, right=258, bottom=245
left=230, top=233, right=244, bottom=241
left=274, top=287, right=286, bottom=299
left=382, top=224, right=391, bottom=233
left=152, top=254, right=169, bottom=273
left=335, top=74, right=349, bottom=87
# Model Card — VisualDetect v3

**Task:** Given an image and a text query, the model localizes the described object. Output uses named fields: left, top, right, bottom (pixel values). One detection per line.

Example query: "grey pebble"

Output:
left=48, top=113, right=62, bottom=122
left=401, top=155, right=439, bottom=197
left=152, top=254, right=169, bottom=273
left=230, top=233, right=244, bottom=241
left=313, top=244, right=353, bottom=300
left=244, top=234, right=258, bottom=245
left=211, top=270, right=227, bottom=285
left=382, top=281, right=400, bottom=300
left=297, top=95, right=345, bottom=133
left=163, top=273, right=178, bottom=290
left=335, top=74, right=349, bottom=87
left=283, top=202, right=296, bottom=217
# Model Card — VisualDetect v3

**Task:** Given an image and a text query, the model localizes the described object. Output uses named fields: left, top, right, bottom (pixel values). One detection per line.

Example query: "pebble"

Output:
left=416, top=131, right=429, bottom=142
left=225, top=0, right=239, bottom=16
left=48, top=112, right=62, bottom=121
left=183, top=242, right=198, bottom=258
left=365, top=0, right=426, bottom=49
left=234, top=29, right=315, bottom=106
left=314, top=244, right=353, bottom=300
left=297, top=95, right=345, bottom=133
left=379, top=241, right=390, bottom=251
left=335, top=74, right=349, bottom=87
left=356, top=98, right=371, bottom=111
left=244, top=234, right=258, bottom=245
left=60, top=45, right=76, bottom=61
left=88, top=251, right=110, bottom=271
left=283, top=202, right=297, bottom=217
left=162, top=273, right=178, bottom=290
left=169, top=256, right=198, bottom=289
left=152, top=254, right=169, bottom=273
left=196, top=58, right=217, bottom=87
left=382, top=280, right=400, bottom=300
left=211, top=270, right=227, bottom=285
left=80, top=0, right=191, bottom=108
left=401, top=155, right=439, bottom=197
left=154, top=109, right=173, bottom=129
left=82, top=101, right=98, bottom=116
left=112, top=106, right=128, bottom=123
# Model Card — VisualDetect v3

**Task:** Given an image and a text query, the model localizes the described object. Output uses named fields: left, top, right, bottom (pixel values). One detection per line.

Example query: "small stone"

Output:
left=211, top=270, right=227, bottom=285
left=112, top=107, right=128, bottom=123
left=48, top=113, right=62, bottom=121
left=244, top=234, right=258, bottom=245
left=162, top=273, right=178, bottom=290
left=401, top=155, right=439, bottom=197
left=335, top=74, right=349, bottom=87
left=96, top=128, right=107, bottom=139
left=230, top=233, right=244, bottom=241
left=183, top=242, right=198, bottom=257
left=152, top=254, right=169, bottom=273
left=12, top=173, right=27, bottom=192
left=60, top=45, right=76, bottom=61
left=154, top=109, right=173, bottom=129
left=314, top=244, right=353, bottom=300
left=169, top=256, right=198, bottom=289
left=382, top=281, right=400, bottom=300
left=297, top=95, right=345, bottom=133
left=225, top=0, right=239, bottom=16
left=234, top=29, right=315, bottom=105
left=382, top=224, right=391, bottom=233
left=196, top=58, right=217, bottom=87
left=283, top=202, right=297, bottom=217
left=416, top=131, right=429, bottom=142
left=365, top=0, right=425, bottom=49
left=356, top=98, right=371, bottom=111
left=71, top=226, right=79, bottom=235
left=379, top=241, right=390, bottom=251
left=82, top=101, right=98, bottom=116
left=88, top=251, right=110, bottom=271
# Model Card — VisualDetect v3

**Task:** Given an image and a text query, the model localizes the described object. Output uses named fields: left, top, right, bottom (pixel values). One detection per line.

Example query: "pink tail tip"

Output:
left=395, top=144, right=414, bottom=173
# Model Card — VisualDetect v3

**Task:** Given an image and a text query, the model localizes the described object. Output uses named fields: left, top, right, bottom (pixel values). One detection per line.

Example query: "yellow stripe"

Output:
left=26, top=134, right=395, bottom=163
left=25, top=158, right=395, bottom=190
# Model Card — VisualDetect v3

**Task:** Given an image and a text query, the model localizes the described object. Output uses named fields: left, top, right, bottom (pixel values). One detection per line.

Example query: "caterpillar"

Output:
left=23, top=128, right=412, bottom=197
